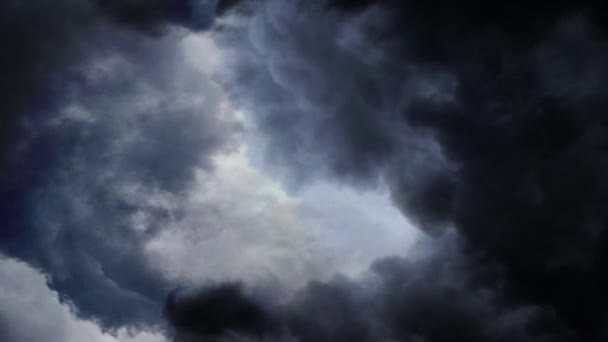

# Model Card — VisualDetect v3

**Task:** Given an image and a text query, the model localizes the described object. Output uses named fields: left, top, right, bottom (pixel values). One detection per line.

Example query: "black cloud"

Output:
left=166, top=283, right=277, bottom=340
left=169, top=0, right=608, bottom=340
left=167, top=234, right=575, bottom=341
left=97, top=0, right=225, bottom=32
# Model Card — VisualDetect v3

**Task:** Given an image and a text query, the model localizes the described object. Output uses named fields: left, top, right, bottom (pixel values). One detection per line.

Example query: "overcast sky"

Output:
left=2, top=1, right=608, bottom=341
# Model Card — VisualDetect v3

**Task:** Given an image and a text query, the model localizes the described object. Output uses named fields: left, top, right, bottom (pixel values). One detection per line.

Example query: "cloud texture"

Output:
left=167, top=0, right=608, bottom=341
left=4, top=0, right=608, bottom=341
left=0, top=0, right=237, bottom=330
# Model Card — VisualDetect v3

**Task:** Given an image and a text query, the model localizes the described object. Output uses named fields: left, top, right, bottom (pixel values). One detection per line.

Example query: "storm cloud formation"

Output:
left=0, top=0, right=237, bottom=330
left=166, top=0, right=608, bottom=341
left=167, top=234, right=576, bottom=342
left=4, top=0, right=608, bottom=341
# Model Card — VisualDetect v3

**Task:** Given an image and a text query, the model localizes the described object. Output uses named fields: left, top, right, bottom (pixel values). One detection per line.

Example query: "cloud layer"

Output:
left=167, top=0, right=608, bottom=341
left=0, top=0, right=417, bottom=337
left=4, top=0, right=608, bottom=341
left=0, top=0, right=238, bottom=330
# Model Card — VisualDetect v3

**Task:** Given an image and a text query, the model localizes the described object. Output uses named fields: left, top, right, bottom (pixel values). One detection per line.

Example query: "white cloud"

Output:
left=144, top=146, right=419, bottom=298
left=0, top=257, right=166, bottom=342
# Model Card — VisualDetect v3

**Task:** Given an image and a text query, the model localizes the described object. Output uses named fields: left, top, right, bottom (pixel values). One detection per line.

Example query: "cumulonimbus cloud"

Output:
left=166, top=0, right=608, bottom=341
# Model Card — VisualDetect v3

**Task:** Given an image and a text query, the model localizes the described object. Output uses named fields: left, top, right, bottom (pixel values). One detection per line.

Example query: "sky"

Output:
left=1, top=0, right=608, bottom=341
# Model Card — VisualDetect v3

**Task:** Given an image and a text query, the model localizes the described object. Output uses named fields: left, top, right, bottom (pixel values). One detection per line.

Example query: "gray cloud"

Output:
left=5, top=0, right=608, bottom=340
left=214, top=1, right=455, bottom=241
left=0, top=0, right=238, bottom=331
left=167, top=0, right=608, bottom=340
left=143, top=150, right=418, bottom=296
left=0, top=0, right=416, bottom=334
left=167, top=233, right=573, bottom=342
left=216, top=1, right=422, bottom=187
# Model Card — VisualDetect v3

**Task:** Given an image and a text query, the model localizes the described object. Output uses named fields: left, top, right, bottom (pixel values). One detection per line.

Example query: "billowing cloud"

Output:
left=0, top=0, right=238, bottom=330
left=5, top=0, right=608, bottom=341
left=166, top=0, right=608, bottom=340
left=0, top=256, right=167, bottom=342
left=0, top=0, right=417, bottom=336
left=166, top=233, right=573, bottom=341
left=144, top=147, right=417, bottom=295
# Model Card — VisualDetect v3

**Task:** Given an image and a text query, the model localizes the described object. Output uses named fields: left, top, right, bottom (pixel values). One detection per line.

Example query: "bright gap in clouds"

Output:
left=1, top=31, right=419, bottom=340
left=145, top=145, right=419, bottom=296
left=143, top=33, right=420, bottom=295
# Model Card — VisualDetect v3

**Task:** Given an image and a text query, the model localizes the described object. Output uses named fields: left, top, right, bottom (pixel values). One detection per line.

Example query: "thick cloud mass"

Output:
left=0, top=0, right=236, bottom=330
left=167, top=234, right=574, bottom=342
left=166, top=0, right=608, bottom=341
left=166, top=283, right=277, bottom=340
left=5, top=0, right=608, bottom=340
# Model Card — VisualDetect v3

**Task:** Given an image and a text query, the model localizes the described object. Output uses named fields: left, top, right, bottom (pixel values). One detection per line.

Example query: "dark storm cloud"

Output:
left=97, top=0, right=247, bottom=31
left=167, top=0, right=608, bottom=340
left=167, top=234, right=574, bottom=342
left=0, top=0, right=236, bottom=331
left=216, top=0, right=447, bottom=187
left=166, top=283, right=277, bottom=340
left=98, top=0, right=219, bottom=31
